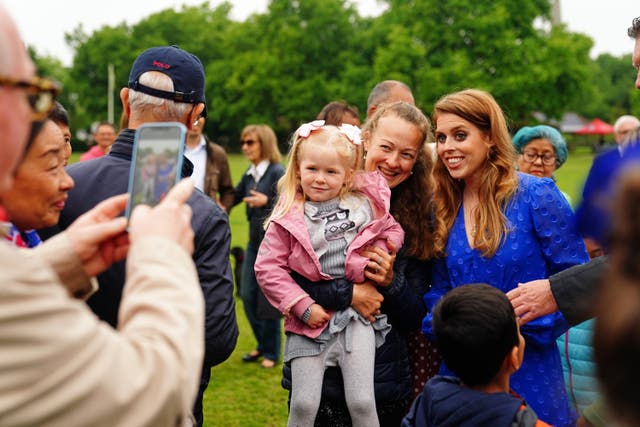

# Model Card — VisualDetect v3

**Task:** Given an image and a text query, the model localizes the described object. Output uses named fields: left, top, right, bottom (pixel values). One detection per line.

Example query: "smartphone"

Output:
left=125, top=122, right=187, bottom=219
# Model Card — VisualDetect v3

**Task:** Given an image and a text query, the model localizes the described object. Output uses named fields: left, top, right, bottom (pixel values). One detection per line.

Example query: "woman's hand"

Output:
left=243, top=189, right=268, bottom=208
left=351, top=282, right=384, bottom=322
left=361, top=239, right=398, bottom=287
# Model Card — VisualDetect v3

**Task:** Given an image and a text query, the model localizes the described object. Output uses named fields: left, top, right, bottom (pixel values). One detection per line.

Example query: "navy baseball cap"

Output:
left=128, top=45, right=207, bottom=118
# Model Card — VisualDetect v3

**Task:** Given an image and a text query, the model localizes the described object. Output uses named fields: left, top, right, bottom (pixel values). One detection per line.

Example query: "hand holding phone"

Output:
left=125, top=122, right=187, bottom=219
left=128, top=178, right=195, bottom=254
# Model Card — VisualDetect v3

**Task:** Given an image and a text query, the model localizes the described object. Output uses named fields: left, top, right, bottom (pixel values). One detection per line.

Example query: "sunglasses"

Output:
left=241, top=139, right=257, bottom=146
left=0, top=76, right=60, bottom=120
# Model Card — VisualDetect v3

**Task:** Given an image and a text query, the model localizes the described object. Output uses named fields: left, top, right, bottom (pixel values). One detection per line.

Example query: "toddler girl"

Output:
left=255, top=120, right=404, bottom=427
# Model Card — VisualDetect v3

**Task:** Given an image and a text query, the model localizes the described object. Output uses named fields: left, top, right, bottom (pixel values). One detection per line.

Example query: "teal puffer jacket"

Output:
left=556, top=319, right=600, bottom=414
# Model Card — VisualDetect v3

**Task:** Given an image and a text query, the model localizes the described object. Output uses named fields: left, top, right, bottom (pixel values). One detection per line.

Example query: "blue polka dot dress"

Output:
left=422, top=173, right=589, bottom=427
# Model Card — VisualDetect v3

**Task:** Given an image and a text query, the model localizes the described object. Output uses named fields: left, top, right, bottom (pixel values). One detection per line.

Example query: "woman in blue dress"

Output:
left=422, top=89, right=589, bottom=427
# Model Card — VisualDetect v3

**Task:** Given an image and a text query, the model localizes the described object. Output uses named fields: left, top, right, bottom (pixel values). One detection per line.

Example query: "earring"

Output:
left=363, top=151, right=367, bottom=160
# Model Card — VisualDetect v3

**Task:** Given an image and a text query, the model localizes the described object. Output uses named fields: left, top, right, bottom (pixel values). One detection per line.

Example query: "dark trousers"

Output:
left=192, top=366, right=211, bottom=427
left=241, top=246, right=281, bottom=361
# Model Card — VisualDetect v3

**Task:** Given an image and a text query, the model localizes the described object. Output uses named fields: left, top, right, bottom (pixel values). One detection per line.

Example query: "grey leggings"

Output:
left=287, top=320, right=379, bottom=427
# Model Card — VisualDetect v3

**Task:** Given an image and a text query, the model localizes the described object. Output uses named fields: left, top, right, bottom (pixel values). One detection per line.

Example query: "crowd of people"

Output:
left=3, top=3, right=640, bottom=426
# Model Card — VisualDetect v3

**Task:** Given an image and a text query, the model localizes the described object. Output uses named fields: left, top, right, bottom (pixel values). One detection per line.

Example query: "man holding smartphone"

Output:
left=44, top=45, right=238, bottom=426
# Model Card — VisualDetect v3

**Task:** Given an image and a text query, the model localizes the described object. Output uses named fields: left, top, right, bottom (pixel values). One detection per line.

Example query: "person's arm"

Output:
left=191, top=198, right=238, bottom=368
left=292, top=273, right=385, bottom=324
left=518, top=177, right=590, bottom=342
left=1, top=180, right=204, bottom=426
left=215, top=146, right=235, bottom=213
left=30, top=234, right=97, bottom=299
left=30, top=194, right=130, bottom=298
left=243, top=164, right=284, bottom=210
left=255, top=223, right=316, bottom=320
left=231, top=173, right=248, bottom=209
left=295, top=252, right=428, bottom=331
left=508, top=178, right=597, bottom=328
left=550, top=256, right=606, bottom=325
left=508, top=256, right=606, bottom=326
left=291, top=271, right=354, bottom=311
left=532, top=178, right=590, bottom=274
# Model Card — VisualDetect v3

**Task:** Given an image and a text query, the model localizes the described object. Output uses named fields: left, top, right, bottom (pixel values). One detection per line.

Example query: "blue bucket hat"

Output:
left=512, top=125, right=568, bottom=167
left=128, top=45, right=207, bottom=118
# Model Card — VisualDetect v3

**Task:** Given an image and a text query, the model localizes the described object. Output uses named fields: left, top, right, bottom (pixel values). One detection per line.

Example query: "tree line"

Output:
left=31, top=0, right=639, bottom=152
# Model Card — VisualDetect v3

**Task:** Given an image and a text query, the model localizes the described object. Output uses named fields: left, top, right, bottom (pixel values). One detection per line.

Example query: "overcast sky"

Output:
left=4, top=0, right=638, bottom=66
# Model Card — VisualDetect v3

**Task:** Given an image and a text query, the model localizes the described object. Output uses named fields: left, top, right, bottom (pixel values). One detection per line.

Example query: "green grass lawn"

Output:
left=72, top=148, right=594, bottom=426
left=554, top=146, right=595, bottom=208
left=204, top=154, right=288, bottom=427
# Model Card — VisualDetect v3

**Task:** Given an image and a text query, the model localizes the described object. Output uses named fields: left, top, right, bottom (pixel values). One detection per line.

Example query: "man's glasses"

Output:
left=0, top=76, right=60, bottom=120
left=521, top=150, right=557, bottom=166
left=241, top=139, right=256, bottom=147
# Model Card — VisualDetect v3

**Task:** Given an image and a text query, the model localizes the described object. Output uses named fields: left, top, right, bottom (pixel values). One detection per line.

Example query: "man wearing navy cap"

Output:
left=44, top=45, right=238, bottom=426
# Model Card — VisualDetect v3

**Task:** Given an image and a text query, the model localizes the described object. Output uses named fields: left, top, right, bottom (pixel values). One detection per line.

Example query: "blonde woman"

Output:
left=233, top=124, right=285, bottom=369
left=280, top=102, right=437, bottom=426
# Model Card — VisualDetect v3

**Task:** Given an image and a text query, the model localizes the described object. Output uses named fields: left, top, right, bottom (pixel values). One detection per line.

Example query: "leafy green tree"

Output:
left=374, top=0, right=593, bottom=127
left=578, top=53, right=638, bottom=121
left=56, top=0, right=628, bottom=150
left=207, top=0, right=369, bottom=147
left=29, top=47, right=71, bottom=112
left=66, top=23, right=134, bottom=132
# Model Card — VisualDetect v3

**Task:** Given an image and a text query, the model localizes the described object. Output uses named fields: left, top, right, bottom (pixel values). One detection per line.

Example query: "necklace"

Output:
left=463, top=192, right=479, bottom=243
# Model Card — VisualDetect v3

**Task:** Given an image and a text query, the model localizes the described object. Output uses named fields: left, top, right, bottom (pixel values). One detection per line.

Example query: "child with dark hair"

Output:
left=403, top=284, right=550, bottom=427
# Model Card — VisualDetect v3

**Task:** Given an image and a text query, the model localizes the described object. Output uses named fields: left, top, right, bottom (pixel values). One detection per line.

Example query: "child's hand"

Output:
left=306, top=303, right=330, bottom=328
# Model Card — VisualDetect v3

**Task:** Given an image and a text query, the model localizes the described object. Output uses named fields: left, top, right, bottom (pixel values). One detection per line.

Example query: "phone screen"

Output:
left=125, top=122, right=187, bottom=219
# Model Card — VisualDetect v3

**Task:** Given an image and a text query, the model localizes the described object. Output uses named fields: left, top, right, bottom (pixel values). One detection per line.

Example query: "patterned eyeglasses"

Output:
left=0, top=76, right=60, bottom=120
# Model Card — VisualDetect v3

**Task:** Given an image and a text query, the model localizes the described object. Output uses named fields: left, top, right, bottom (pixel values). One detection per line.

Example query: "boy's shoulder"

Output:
left=403, top=376, right=549, bottom=427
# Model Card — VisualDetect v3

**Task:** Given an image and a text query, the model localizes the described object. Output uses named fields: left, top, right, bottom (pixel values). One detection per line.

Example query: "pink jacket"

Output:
left=255, top=171, right=404, bottom=339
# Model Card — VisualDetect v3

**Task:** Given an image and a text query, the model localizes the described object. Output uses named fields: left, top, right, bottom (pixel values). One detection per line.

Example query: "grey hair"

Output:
left=128, top=71, right=192, bottom=120
left=366, top=80, right=412, bottom=111
left=622, top=125, right=640, bottom=148
left=614, top=115, right=640, bottom=133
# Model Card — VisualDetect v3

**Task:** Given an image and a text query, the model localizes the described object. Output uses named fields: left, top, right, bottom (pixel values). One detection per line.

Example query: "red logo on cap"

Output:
left=152, top=60, right=171, bottom=69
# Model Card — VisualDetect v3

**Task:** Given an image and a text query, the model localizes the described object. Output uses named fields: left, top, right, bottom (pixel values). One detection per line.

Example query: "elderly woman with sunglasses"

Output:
left=232, top=124, right=285, bottom=369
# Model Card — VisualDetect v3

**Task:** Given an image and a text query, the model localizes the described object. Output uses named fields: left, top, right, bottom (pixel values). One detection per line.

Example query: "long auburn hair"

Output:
left=363, top=101, right=435, bottom=260
left=432, top=89, right=518, bottom=258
